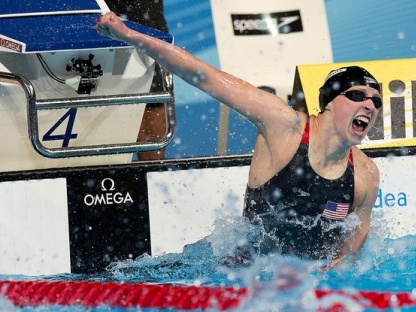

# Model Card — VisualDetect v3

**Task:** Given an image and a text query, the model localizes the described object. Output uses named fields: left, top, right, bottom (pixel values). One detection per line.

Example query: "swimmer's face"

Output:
left=330, top=86, right=381, bottom=144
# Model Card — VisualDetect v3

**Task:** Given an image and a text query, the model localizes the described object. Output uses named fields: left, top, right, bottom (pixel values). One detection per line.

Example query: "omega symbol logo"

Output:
left=101, top=178, right=115, bottom=191
left=84, top=177, right=133, bottom=206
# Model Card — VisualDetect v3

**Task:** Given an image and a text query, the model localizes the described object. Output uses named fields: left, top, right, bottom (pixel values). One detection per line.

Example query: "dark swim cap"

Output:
left=318, top=66, right=380, bottom=112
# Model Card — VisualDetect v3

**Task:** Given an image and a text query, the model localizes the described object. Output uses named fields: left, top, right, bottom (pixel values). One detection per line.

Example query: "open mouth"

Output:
left=352, top=116, right=370, bottom=134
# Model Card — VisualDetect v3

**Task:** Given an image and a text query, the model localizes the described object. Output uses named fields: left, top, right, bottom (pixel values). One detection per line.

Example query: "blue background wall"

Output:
left=163, top=0, right=416, bottom=159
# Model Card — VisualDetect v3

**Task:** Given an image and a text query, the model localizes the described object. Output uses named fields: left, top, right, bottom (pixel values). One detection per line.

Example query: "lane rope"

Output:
left=0, top=280, right=415, bottom=311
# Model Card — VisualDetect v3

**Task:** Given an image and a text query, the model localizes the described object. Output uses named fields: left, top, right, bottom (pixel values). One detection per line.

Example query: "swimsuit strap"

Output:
left=301, top=118, right=354, bottom=165
left=348, top=148, right=354, bottom=165
left=300, top=119, right=310, bottom=144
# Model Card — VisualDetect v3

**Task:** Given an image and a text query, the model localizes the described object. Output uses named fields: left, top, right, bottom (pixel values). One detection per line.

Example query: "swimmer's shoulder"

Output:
left=351, top=146, right=379, bottom=181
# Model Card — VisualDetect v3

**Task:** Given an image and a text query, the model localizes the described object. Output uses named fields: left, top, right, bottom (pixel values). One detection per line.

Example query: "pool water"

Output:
left=1, top=210, right=416, bottom=311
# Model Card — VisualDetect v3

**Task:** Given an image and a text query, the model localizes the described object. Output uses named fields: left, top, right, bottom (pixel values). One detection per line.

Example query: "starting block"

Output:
left=0, top=0, right=175, bottom=172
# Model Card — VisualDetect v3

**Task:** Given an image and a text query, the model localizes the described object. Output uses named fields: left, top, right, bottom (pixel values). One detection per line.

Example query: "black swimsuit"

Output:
left=244, top=120, right=355, bottom=260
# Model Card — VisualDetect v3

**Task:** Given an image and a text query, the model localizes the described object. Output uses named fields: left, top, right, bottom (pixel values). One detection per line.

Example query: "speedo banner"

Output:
left=293, top=58, right=416, bottom=149
left=209, top=0, right=333, bottom=100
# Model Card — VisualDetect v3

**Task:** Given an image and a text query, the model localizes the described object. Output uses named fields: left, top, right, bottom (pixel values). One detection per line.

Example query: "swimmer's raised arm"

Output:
left=96, top=12, right=301, bottom=137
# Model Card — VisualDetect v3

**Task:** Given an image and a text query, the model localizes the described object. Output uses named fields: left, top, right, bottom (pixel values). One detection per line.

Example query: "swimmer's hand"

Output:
left=96, top=12, right=131, bottom=42
left=319, top=255, right=346, bottom=274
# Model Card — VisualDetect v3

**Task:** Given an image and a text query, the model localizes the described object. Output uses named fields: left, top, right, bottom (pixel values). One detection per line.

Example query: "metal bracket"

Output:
left=0, top=70, right=176, bottom=158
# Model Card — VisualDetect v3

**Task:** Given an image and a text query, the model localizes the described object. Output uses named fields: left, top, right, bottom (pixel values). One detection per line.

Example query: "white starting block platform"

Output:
left=0, top=0, right=174, bottom=172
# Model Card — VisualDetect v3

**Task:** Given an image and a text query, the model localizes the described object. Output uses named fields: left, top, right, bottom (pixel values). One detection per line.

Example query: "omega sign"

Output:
left=0, top=38, right=23, bottom=52
left=84, top=178, right=133, bottom=206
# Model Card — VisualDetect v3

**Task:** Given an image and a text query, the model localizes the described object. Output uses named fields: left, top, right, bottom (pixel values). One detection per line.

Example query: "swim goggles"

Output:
left=339, top=90, right=382, bottom=109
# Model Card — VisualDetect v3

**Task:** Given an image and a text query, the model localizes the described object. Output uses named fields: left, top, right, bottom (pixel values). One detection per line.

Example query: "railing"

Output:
left=0, top=70, right=176, bottom=158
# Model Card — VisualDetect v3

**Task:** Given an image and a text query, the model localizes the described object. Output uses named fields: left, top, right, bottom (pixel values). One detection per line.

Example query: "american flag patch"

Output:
left=322, top=201, right=349, bottom=220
